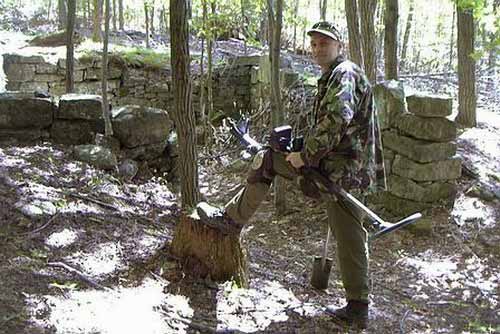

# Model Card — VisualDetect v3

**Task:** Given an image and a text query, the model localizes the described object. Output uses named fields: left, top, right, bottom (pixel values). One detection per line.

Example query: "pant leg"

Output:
left=326, top=197, right=369, bottom=302
left=225, top=150, right=297, bottom=224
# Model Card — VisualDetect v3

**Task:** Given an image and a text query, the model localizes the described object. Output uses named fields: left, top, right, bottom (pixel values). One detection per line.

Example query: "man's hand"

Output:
left=286, top=152, right=305, bottom=169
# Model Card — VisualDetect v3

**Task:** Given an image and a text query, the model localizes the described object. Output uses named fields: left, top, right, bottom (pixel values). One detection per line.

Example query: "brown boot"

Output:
left=196, top=202, right=243, bottom=235
left=326, top=300, right=368, bottom=329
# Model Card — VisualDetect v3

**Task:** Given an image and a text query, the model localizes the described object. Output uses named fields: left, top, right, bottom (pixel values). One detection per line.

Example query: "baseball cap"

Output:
left=307, top=21, right=343, bottom=42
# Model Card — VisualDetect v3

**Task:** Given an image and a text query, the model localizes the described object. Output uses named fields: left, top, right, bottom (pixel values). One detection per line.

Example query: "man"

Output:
left=198, top=21, right=386, bottom=329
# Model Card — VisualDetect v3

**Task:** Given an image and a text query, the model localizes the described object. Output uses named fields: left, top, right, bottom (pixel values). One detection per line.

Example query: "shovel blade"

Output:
left=311, top=256, right=333, bottom=290
left=369, top=212, right=422, bottom=241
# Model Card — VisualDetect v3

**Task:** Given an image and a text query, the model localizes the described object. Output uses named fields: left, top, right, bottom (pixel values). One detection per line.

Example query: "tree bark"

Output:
left=169, top=0, right=200, bottom=208
left=118, top=0, right=124, bottom=30
left=456, top=3, right=476, bottom=128
left=102, top=0, right=113, bottom=137
left=151, top=0, right=155, bottom=35
left=293, top=0, right=299, bottom=52
left=112, top=0, right=117, bottom=31
left=449, top=6, right=455, bottom=70
left=170, top=213, right=248, bottom=287
left=400, top=0, right=414, bottom=72
left=47, top=0, right=52, bottom=21
left=65, top=0, right=75, bottom=93
left=320, top=0, right=327, bottom=20
left=268, top=0, right=287, bottom=216
left=58, top=0, right=67, bottom=30
left=145, top=2, right=150, bottom=48
left=359, top=0, right=377, bottom=82
left=344, top=0, right=363, bottom=68
left=92, top=0, right=102, bottom=42
left=384, top=0, right=399, bottom=80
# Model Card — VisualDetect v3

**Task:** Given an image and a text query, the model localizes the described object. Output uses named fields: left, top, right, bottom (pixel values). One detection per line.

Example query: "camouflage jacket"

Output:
left=301, top=55, right=387, bottom=196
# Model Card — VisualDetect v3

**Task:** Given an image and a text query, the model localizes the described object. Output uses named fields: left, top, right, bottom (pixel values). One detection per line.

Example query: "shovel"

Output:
left=311, top=225, right=333, bottom=290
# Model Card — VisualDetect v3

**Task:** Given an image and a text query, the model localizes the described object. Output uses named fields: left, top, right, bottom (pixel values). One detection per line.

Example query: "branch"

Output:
left=47, top=261, right=106, bottom=290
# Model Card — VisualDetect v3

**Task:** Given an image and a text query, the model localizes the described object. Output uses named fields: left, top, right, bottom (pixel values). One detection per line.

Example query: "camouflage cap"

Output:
left=307, top=21, right=343, bottom=42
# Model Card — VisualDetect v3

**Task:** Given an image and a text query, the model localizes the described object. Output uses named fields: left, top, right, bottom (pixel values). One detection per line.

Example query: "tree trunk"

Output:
left=170, top=213, right=248, bottom=287
left=151, top=0, right=155, bottom=35
left=268, top=0, right=287, bottom=216
left=293, top=0, right=299, bottom=52
left=92, top=0, right=102, bottom=42
left=169, top=0, right=199, bottom=208
left=118, top=0, right=124, bottom=30
left=65, top=0, right=75, bottom=93
left=344, top=0, right=363, bottom=68
left=58, top=0, right=67, bottom=30
left=112, top=0, right=117, bottom=31
left=47, top=0, right=52, bottom=21
left=101, top=0, right=113, bottom=137
left=384, top=0, right=398, bottom=80
left=375, top=2, right=385, bottom=66
left=320, top=0, right=327, bottom=20
left=456, top=3, right=476, bottom=128
left=400, top=0, right=414, bottom=72
left=145, top=3, right=150, bottom=48
left=359, top=0, right=377, bottom=82
left=207, top=2, right=215, bottom=126
left=449, top=6, right=455, bottom=70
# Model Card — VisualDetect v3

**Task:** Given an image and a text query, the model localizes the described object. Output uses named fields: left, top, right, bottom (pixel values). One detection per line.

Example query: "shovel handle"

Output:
left=321, top=226, right=331, bottom=268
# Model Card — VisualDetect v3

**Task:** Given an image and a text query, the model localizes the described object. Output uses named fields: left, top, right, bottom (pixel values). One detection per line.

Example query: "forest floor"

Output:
left=1, top=29, right=499, bottom=334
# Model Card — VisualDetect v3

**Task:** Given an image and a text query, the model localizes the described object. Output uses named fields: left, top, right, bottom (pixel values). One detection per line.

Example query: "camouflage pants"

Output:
left=225, top=150, right=369, bottom=302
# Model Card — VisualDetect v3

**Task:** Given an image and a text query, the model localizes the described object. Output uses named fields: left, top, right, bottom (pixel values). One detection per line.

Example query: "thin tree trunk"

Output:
left=118, top=0, right=124, bottom=30
left=112, top=0, right=117, bottom=31
left=58, top=0, right=67, bottom=30
left=145, top=3, right=150, bottom=48
left=268, top=0, right=287, bottom=215
left=47, top=0, right=52, bottom=21
left=375, top=2, right=385, bottom=66
left=102, top=0, right=113, bottom=136
left=320, top=0, right=327, bottom=20
left=384, top=0, right=398, bottom=80
left=65, top=0, right=76, bottom=93
left=207, top=2, right=215, bottom=125
left=449, top=7, right=455, bottom=71
left=170, top=0, right=199, bottom=208
left=87, top=0, right=91, bottom=28
left=345, top=0, right=363, bottom=68
left=293, top=0, right=299, bottom=52
left=359, top=0, right=377, bottom=82
left=151, top=0, right=155, bottom=35
left=92, top=0, right=102, bottom=42
left=456, top=3, right=476, bottom=127
left=400, top=0, right=414, bottom=72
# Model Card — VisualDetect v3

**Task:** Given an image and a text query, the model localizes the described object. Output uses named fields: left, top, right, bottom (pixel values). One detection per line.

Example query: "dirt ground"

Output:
left=0, top=106, right=499, bottom=334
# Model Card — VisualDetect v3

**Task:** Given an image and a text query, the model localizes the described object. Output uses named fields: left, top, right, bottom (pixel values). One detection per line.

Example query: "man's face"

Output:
left=310, top=33, right=341, bottom=68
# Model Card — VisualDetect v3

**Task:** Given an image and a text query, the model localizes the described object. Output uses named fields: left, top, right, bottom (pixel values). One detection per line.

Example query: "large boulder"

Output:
left=406, top=94, right=452, bottom=118
left=392, top=155, right=462, bottom=182
left=111, top=105, right=172, bottom=148
left=0, top=93, right=54, bottom=129
left=373, top=80, right=407, bottom=130
left=388, top=175, right=457, bottom=203
left=58, top=94, right=103, bottom=121
left=383, top=130, right=457, bottom=163
left=3, top=54, right=45, bottom=82
left=394, top=113, right=457, bottom=142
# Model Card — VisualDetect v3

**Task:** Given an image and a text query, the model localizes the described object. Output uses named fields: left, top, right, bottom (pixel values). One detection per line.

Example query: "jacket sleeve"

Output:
left=301, top=70, right=356, bottom=167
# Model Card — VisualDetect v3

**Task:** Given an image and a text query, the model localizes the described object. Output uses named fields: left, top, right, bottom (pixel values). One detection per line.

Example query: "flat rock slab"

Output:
left=111, top=105, right=172, bottom=148
left=407, top=94, right=452, bottom=118
left=58, top=94, right=103, bottom=121
left=373, top=80, right=407, bottom=130
left=383, top=130, right=456, bottom=163
left=51, top=120, right=95, bottom=145
left=392, top=155, right=462, bottom=182
left=394, top=113, right=457, bottom=142
left=73, top=145, right=117, bottom=170
left=388, top=175, right=457, bottom=203
left=0, top=94, right=54, bottom=129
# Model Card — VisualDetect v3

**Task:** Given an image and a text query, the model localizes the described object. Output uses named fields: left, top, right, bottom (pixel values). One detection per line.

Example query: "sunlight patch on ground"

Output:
left=452, top=194, right=497, bottom=228
left=216, top=280, right=322, bottom=333
left=0, top=149, right=29, bottom=168
left=27, top=277, right=193, bottom=334
left=46, top=229, right=79, bottom=248
left=400, top=250, right=499, bottom=306
left=68, top=242, right=123, bottom=278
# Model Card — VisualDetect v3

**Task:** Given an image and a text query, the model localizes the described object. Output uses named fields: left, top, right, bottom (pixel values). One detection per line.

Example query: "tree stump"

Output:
left=170, top=210, right=248, bottom=288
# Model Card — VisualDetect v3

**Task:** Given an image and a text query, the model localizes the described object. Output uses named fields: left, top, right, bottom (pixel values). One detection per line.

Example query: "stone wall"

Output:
left=371, top=81, right=461, bottom=217
left=1, top=53, right=281, bottom=118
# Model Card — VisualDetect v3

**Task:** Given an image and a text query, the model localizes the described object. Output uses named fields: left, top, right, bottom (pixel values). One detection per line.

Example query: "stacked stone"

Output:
left=52, top=94, right=104, bottom=145
left=0, top=91, right=53, bottom=141
left=119, top=67, right=171, bottom=110
left=372, top=81, right=461, bottom=217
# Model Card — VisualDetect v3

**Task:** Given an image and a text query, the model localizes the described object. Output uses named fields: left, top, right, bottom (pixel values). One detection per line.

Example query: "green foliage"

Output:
left=457, top=0, right=486, bottom=17
left=80, top=47, right=171, bottom=69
